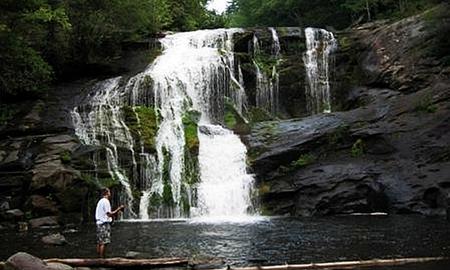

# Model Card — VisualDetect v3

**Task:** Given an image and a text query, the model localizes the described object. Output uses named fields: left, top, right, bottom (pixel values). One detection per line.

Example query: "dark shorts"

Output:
left=96, top=223, right=111, bottom=244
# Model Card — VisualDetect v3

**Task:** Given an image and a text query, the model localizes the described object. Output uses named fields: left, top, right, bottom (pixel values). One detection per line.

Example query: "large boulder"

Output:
left=29, top=216, right=58, bottom=228
left=26, top=195, right=58, bottom=216
left=5, top=252, right=48, bottom=270
left=41, top=233, right=67, bottom=246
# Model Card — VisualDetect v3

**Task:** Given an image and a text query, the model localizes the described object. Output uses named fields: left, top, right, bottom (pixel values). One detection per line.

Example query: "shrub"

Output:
left=351, top=138, right=365, bottom=157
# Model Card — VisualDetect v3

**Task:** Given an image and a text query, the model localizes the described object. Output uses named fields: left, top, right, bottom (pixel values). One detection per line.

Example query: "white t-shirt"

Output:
left=95, top=197, right=112, bottom=225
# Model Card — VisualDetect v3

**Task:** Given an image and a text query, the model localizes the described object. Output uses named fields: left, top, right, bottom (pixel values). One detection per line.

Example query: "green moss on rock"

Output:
left=224, top=100, right=250, bottom=134
left=122, top=105, right=158, bottom=153
left=291, top=154, right=316, bottom=168
left=182, top=110, right=200, bottom=155
left=249, top=107, right=274, bottom=123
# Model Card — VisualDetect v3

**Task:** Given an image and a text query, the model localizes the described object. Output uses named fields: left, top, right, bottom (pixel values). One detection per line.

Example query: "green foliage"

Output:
left=180, top=185, right=191, bottom=215
left=423, top=4, right=450, bottom=66
left=150, top=193, right=162, bottom=207
left=327, top=125, right=350, bottom=145
left=224, top=111, right=237, bottom=129
left=228, top=0, right=444, bottom=29
left=223, top=99, right=250, bottom=133
left=0, top=0, right=214, bottom=99
left=415, top=95, right=438, bottom=113
left=80, top=173, right=100, bottom=188
left=162, top=181, right=175, bottom=207
left=228, top=0, right=352, bottom=29
left=291, top=154, right=316, bottom=168
left=25, top=6, right=72, bottom=30
left=60, top=150, right=72, bottom=164
left=0, top=104, right=18, bottom=126
left=351, top=138, right=365, bottom=157
left=0, top=34, right=53, bottom=97
left=249, top=107, right=274, bottom=123
left=98, top=177, right=121, bottom=189
left=254, top=54, right=279, bottom=77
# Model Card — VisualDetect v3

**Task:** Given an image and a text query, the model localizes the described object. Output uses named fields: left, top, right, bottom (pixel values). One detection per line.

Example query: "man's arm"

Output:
left=107, top=205, right=125, bottom=217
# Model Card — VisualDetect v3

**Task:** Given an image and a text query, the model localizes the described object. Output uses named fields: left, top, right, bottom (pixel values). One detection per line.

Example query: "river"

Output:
left=1, top=215, right=450, bottom=269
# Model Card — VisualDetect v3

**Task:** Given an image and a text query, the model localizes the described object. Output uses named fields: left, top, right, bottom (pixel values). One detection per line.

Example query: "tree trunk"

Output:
left=43, top=257, right=188, bottom=267
left=221, top=257, right=447, bottom=270
left=366, top=0, right=371, bottom=21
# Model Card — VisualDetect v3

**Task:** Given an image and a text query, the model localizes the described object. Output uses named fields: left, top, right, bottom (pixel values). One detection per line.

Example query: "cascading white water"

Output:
left=253, top=29, right=281, bottom=115
left=71, top=29, right=256, bottom=221
left=193, top=124, right=255, bottom=221
left=303, top=27, right=337, bottom=114
left=139, top=29, right=255, bottom=220
left=269, top=27, right=281, bottom=58
left=71, top=77, right=137, bottom=218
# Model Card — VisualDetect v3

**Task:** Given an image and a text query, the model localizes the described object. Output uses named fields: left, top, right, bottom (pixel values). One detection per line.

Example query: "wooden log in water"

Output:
left=43, top=257, right=188, bottom=267
left=223, top=257, right=447, bottom=270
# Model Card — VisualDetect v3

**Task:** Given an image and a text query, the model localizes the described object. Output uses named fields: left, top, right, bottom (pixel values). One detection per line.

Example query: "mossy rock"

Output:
left=182, top=110, right=201, bottom=155
left=122, top=105, right=158, bottom=153
left=248, top=107, right=274, bottom=123
left=224, top=100, right=250, bottom=134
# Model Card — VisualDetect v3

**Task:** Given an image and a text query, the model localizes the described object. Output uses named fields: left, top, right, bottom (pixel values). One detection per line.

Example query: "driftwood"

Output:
left=42, top=256, right=447, bottom=269
left=222, top=257, right=447, bottom=270
left=44, top=257, right=188, bottom=267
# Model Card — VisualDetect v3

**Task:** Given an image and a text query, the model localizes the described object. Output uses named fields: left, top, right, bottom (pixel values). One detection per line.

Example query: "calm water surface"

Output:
left=1, top=215, right=450, bottom=269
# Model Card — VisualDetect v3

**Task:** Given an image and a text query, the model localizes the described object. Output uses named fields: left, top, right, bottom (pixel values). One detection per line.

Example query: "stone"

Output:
left=41, top=233, right=67, bottom=246
left=46, top=263, right=73, bottom=270
left=1, top=201, right=10, bottom=211
left=6, top=252, right=48, bottom=270
left=26, top=195, right=59, bottom=216
left=30, top=160, right=79, bottom=192
left=42, top=135, right=77, bottom=145
left=5, top=209, right=24, bottom=219
left=29, top=216, right=58, bottom=228
left=3, top=151, right=19, bottom=164
left=0, top=150, right=6, bottom=162
left=125, top=251, right=142, bottom=259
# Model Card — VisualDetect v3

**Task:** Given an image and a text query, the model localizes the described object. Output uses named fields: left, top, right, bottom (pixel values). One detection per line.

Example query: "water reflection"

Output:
left=1, top=215, right=450, bottom=268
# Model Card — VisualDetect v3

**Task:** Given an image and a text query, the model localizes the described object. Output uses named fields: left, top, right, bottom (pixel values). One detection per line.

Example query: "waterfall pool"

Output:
left=1, top=215, right=450, bottom=269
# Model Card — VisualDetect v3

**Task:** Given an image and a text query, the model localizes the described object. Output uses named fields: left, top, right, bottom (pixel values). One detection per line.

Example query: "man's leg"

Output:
left=98, top=244, right=105, bottom=258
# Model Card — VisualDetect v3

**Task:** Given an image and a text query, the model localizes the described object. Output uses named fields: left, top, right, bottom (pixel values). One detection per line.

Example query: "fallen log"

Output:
left=44, top=257, right=188, bottom=267
left=222, top=257, right=448, bottom=270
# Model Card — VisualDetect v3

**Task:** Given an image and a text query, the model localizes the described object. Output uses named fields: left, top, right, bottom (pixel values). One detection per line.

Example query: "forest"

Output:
left=0, top=0, right=446, bottom=104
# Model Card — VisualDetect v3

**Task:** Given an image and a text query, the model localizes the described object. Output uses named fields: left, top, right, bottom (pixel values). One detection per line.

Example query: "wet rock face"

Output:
left=233, top=27, right=308, bottom=120
left=248, top=8, right=450, bottom=217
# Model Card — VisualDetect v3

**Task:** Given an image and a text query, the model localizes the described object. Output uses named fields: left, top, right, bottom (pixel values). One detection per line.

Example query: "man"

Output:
left=95, top=188, right=125, bottom=258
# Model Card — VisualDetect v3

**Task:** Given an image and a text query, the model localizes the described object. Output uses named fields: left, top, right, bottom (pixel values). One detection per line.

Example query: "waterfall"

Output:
left=150, top=29, right=255, bottom=219
left=70, top=77, right=137, bottom=219
left=193, top=124, right=255, bottom=221
left=253, top=28, right=281, bottom=115
left=303, top=27, right=337, bottom=114
left=71, top=28, right=260, bottom=221
left=269, top=27, right=281, bottom=58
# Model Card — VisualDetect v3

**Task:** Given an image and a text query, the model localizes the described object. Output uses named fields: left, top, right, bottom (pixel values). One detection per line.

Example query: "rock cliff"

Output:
left=247, top=6, right=450, bottom=216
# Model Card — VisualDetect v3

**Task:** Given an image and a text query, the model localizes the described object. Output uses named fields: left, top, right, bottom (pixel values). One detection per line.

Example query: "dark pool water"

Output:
left=1, top=215, right=450, bottom=269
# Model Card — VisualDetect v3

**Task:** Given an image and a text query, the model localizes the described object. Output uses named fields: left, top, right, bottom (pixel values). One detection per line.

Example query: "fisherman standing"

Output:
left=95, top=188, right=125, bottom=258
